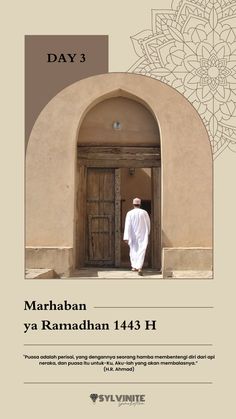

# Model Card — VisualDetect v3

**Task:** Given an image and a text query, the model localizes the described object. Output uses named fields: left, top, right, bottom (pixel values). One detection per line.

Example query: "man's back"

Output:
left=124, top=208, right=150, bottom=243
left=123, top=200, right=151, bottom=272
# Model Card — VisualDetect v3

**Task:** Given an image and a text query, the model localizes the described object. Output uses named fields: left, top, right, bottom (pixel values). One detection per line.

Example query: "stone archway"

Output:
left=26, top=73, right=212, bottom=278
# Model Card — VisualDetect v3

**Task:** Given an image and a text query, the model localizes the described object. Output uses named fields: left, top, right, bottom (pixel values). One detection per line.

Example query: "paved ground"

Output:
left=25, top=268, right=213, bottom=279
left=71, top=268, right=163, bottom=279
left=172, top=270, right=213, bottom=279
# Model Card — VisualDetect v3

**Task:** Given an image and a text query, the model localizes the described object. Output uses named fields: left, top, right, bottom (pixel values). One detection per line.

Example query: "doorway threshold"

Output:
left=70, top=268, right=163, bottom=279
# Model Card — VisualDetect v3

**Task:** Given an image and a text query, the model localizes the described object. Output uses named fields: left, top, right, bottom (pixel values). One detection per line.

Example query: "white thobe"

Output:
left=123, top=208, right=150, bottom=269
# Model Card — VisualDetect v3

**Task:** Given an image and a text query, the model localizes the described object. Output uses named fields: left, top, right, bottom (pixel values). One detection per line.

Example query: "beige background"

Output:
left=1, top=0, right=235, bottom=418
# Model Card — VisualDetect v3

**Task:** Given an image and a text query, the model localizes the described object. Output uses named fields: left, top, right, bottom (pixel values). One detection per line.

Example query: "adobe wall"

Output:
left=26, top=73, right=212, bottom=276
left=78, top=96, right=160, bottom=146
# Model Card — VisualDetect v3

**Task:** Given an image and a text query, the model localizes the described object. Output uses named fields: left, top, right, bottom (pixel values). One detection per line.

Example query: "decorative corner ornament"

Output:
left=129, top=0, right=236, bottom=158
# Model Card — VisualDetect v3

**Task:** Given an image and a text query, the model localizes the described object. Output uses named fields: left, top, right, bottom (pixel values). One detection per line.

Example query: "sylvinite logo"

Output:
left=89, top=393, right=145, bottom=407
left=90, top=394, right=98, bottom=403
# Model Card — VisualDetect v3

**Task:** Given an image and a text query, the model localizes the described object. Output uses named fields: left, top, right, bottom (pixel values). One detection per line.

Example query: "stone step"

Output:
left=25, top=269, right=59, bottom=279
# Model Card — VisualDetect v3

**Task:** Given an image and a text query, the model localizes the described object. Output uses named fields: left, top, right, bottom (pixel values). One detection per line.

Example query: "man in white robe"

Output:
left=123, top=198, right=150, bottom=275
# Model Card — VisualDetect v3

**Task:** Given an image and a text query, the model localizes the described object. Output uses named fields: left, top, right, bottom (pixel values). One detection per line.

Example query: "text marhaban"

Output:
left=24, top=300, right=87, bottom=311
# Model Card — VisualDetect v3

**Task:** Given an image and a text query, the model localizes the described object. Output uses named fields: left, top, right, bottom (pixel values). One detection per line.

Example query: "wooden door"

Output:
left=86, top=168, right=120, bottom=266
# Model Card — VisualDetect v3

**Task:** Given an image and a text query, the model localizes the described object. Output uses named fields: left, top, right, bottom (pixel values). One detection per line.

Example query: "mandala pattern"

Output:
left=129, top=0, right=236, bottom=158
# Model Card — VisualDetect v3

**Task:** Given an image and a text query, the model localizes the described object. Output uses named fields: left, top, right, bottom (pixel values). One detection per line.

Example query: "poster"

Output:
left=2, top=0, right=236, bottom=417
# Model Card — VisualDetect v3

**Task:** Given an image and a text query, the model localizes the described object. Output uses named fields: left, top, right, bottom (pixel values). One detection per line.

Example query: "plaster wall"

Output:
left=79, top=97, right=160, bottom=146
left=26, top=73, right=213, bottom=275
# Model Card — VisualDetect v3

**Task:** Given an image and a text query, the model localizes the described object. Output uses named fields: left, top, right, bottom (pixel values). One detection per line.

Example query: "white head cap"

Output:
left=133, top=197, right=141, bottom=205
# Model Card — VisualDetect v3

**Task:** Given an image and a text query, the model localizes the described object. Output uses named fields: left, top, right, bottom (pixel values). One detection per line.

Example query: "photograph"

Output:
left=25, top=72, right=213, bottom=279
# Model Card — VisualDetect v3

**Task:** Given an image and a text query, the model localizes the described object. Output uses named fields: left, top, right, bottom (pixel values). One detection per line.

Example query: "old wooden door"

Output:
left=77, top=145, right=160, bottom=270
left=85, top=168, right=120, bottom=266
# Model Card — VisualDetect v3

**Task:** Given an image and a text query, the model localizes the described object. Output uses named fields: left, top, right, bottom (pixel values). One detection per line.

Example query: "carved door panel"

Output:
left=86, top=168, right=120, bottom=266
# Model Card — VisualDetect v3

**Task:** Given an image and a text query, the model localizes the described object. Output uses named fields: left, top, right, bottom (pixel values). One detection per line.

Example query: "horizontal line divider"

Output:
left=24, top=381, right=213, bottom=385
left=24, top=343, right=213, bottom=346
left=94, top=306, right=214, bottom=309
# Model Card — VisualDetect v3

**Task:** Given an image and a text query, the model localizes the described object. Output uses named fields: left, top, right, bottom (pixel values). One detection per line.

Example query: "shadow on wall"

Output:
left=161, top=231, right=173, bottom=247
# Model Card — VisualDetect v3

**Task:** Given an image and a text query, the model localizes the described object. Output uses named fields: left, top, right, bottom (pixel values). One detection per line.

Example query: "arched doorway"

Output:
left=76, top=96, right=161, bottom=270
left=26, top=72, right=212, bottom=278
